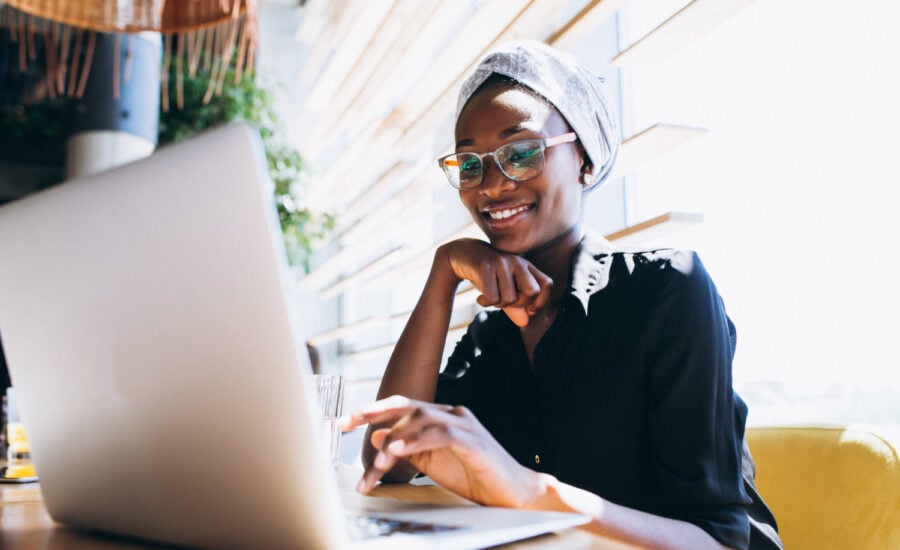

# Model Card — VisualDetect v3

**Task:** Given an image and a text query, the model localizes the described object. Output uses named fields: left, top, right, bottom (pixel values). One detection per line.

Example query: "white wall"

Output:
left=625, top=0, right=900, bottom=425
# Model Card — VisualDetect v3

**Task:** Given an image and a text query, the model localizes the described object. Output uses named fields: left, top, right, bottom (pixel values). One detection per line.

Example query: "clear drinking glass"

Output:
left=311, top=374, right=344, bottom=469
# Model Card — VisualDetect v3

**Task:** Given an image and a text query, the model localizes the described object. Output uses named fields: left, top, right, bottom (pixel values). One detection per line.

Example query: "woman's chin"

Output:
left=487, top=236, right=530, bottom=255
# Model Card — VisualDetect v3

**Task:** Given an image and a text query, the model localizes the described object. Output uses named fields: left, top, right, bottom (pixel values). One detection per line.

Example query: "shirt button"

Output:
left=534, top=454, right=541, bottom=465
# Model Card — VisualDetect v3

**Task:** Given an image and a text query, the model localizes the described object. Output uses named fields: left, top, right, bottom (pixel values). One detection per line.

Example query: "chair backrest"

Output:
left=746, top=424, right=900, bottom=550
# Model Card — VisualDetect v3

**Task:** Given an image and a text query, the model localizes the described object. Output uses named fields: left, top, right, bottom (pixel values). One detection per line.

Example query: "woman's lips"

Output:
left=486, top=204, right=530, bottom=220
left=481, top=203, right=534, bottom=229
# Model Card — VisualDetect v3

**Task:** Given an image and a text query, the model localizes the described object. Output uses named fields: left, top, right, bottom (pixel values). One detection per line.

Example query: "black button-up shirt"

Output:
left=435, top=233, right=781, bottom=549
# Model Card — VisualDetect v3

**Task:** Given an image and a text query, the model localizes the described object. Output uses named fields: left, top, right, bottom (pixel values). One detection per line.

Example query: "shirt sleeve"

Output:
left=434, top=311, right=495, bottom=409
left=644, top=251, right=752, bottom=549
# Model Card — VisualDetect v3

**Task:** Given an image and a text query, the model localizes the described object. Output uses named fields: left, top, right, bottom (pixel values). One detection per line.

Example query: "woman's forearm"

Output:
left=361, top=248, right=460, bottom=478
left=377, top=248, right=460, bottom=401
left=527, top=474, right=732, bottom=550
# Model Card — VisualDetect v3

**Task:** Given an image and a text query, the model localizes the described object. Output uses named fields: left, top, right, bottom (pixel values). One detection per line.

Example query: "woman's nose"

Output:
left=479, top=158, right=516, bottom=197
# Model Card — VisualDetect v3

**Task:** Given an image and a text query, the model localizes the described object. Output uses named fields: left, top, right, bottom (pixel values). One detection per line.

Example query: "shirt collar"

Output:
left=569, top=231, right=617, bottom=314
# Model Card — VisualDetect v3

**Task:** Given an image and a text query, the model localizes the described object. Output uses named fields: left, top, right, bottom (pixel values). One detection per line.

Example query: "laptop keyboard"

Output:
left=346, top=514, right=465, bottom=539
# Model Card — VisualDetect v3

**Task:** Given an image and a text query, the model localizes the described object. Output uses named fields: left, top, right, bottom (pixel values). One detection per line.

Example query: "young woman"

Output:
left=341, top=40, right=782, bottom=550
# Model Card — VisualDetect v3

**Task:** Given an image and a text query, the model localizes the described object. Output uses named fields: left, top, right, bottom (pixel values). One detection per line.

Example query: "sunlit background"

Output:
left=251, top=0, right=900, bottom=431
left=625, top=0, right=900, bottom=425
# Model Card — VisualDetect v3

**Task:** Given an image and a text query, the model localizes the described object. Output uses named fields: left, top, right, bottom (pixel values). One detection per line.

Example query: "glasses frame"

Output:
left=437, top=132, right=578, bottom=190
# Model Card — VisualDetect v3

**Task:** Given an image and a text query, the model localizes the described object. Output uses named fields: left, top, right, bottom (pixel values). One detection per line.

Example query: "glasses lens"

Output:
left=496, top=140, right=543, bottom=181
left=442, top=153, right=482, bottom=189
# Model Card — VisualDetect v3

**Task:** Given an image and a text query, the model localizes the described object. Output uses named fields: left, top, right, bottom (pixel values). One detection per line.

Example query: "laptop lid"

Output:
left=0, top=122, right=347, bottom=548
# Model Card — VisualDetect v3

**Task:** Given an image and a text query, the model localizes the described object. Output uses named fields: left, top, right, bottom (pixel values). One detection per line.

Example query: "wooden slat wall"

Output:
left=284, top=0, right=752, bottom=366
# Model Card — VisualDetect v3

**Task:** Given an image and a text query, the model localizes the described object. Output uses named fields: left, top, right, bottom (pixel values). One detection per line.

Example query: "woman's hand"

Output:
left=345, top=397, right=731, bottom=549
left=342, top=396, right=544, bottom=508
left=438, top=239, right=553, bottom=327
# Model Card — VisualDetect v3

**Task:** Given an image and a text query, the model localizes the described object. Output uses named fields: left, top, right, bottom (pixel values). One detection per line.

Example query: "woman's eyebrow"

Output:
left=455, top=125, right=530, bottom=148
left=499, top=124, right=529, bottom=139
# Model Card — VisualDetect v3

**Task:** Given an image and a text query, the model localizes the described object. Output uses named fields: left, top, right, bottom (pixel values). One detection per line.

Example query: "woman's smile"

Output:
left=481, top=201, right=535, bottom=229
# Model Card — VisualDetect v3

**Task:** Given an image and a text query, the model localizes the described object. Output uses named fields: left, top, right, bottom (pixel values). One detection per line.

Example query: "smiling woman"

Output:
left=343, top=40, right=783, bottom=550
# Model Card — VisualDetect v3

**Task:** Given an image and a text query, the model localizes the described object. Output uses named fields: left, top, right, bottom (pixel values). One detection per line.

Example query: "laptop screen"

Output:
left=0, top=122, right=347, bottom=548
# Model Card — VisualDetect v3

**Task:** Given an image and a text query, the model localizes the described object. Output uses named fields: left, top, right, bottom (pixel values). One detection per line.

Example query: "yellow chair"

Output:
left=746, top=424, right=900, bottom=550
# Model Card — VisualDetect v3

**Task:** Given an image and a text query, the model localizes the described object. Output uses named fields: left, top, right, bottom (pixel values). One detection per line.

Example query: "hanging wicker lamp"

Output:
left=0, top=0, right=258, bottom=109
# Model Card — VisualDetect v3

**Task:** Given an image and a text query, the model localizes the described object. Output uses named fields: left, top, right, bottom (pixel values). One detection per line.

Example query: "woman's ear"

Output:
left=580, top=160, right=595, bottom=186
left=574, top=142, right=594, bottom=186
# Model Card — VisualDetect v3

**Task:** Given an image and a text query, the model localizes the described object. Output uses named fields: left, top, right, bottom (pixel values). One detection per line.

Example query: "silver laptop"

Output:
left=0, top=123, right=588, bottom=549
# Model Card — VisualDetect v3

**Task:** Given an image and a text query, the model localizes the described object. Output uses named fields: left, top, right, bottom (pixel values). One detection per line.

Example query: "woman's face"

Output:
left=455, top=85, right=586, bottom=255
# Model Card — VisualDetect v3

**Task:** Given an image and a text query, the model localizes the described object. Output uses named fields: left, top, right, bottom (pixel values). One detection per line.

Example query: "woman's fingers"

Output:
left=354, top=400, right=532, bottom=506
left=495, top=263, right=520, bottom=305
left=358, top=427, right=402, bottom=493
left=478, top=261, right=550, bottom=309
left=384, top=421, right=478, bottom=459
left=513, top=262, right=543, bottom=300
left=503, top=306, right=531, bottom=327
left=476, top=266, right=516, bottom=308
left=349, top=402, right=475, bottom=468
left=500, top=262, right=551, bottom=326
left=370, top=427, right=390, bottom=449
left=475, top=272, right=501, bottom=307
left=527, top=264, right=554, bottom=313
left=357, top=405, right=474, bottom=493
left=340, top=395, right=453, bottom=431
left=446, top=240, right=553, bottom=316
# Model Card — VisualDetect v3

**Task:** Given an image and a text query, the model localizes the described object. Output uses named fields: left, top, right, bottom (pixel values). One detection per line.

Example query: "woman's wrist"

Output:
left=521, top=472, right=564, bottom=511
left=431, top=244, right=464, bottom=290
left=522, top=472, right=607, bottom=520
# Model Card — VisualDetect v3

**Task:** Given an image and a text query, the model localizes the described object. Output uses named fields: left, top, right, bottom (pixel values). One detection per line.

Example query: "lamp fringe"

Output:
left=0, top=1, right=258, bottom=109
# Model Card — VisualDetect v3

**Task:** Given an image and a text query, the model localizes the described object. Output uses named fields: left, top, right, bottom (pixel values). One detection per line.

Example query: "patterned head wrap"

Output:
left=455, top=40, right=619, bottom=190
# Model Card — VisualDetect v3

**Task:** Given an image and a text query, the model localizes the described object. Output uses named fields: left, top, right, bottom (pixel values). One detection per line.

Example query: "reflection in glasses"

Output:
left=437, top=132, right=577, bottom=190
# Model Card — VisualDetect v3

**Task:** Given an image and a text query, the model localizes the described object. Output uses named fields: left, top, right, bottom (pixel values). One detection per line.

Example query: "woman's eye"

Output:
left=507, top=146, right=540, bottom=165
left=460, top=157, right=481, bottom=172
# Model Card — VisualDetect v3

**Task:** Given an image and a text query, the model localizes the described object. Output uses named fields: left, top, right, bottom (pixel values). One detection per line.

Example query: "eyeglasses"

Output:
left=437, top=132, right=577, bottom=190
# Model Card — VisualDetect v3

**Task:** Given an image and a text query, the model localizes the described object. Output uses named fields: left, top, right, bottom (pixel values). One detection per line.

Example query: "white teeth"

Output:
left=488, top=205, right=528, bottom=220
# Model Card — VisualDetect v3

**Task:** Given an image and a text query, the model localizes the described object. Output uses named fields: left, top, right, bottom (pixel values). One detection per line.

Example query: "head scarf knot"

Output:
left=456, top=40, right=620, bottom=190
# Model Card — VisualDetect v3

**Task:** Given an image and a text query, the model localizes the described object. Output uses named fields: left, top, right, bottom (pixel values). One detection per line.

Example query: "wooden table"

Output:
left=0, top=463, right=629, bottom=549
